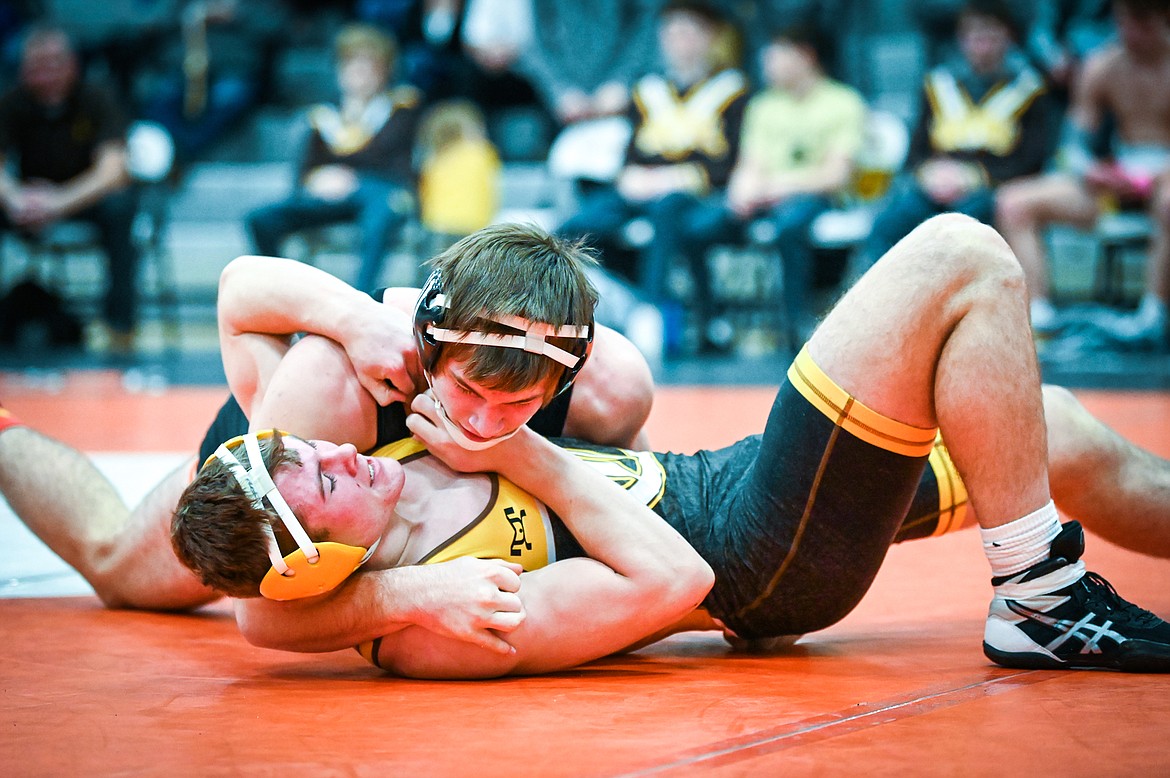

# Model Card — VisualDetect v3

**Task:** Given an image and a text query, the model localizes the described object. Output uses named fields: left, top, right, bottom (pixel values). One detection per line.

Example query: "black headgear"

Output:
left=413, top=270, right=594, bottom=397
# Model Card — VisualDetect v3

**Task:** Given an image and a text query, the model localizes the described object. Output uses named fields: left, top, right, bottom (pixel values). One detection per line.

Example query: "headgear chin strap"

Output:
left=432, top=396, right=520, bottom=451
left=205, top=431, right=379, bottom=601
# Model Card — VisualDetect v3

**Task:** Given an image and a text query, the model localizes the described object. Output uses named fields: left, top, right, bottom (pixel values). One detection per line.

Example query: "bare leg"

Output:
left=812, top=215, right=1170, bottom=671
left=810, top=213, right=1047, bottom=528
left=1044, top=385, right=1170, bottom=557
left=0, top=426, right=218, bottom=610
left=995, top=173, right=1098, bottom=303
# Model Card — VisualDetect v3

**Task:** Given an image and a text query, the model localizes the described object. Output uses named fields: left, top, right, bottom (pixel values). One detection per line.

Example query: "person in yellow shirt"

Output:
left=416, top=99, right=500, bottom=238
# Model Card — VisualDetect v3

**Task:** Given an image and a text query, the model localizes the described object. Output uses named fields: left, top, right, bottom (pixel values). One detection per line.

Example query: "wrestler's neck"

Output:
left=371, top=455, right=494, bottom=568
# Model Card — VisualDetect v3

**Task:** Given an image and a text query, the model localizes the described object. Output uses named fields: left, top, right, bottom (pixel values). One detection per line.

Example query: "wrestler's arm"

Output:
left=232, top=557, right=526, bottom=654
left=218, top=255, right=422, bottom=405
left=367, top=405, right=714, bottom=679
left=561, top=324, right=655, bottom=449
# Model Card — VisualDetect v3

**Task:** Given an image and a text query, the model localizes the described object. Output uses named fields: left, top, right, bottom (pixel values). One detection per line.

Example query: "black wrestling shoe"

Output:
left=983, top=521, right=1170, bottom=672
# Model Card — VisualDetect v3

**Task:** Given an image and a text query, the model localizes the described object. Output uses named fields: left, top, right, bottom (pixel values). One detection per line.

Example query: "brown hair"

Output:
left=426, top=223, right=599, bottom=394
left=171, top=433, right=301, bottom=598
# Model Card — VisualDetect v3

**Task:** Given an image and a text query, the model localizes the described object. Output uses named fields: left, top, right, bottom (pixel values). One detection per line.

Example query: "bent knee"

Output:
left=905, top=214, right=1023, bottom=285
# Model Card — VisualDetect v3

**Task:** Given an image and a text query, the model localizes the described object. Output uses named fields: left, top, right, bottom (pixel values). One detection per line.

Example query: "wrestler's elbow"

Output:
left=233, top=599, right=326, bottom=653
left=377, top=629, right=519, bottom=679
left=647, top=552, right=714, bottom=620
left=677, top=556, right=716, bottom=610
left=233, top=602, right=283, bottom=650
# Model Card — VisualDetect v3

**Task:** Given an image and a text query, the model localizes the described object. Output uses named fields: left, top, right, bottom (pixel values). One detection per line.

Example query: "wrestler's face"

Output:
left=428, top=358, right=551, bottom=446
left=957, top=13, right=1012, bottom=74
left=274, top=437, right=405, bottom=548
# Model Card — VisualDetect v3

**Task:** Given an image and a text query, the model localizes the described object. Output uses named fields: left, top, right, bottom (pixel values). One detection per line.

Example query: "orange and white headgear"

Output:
left=204, top=431, right=379, bottom=600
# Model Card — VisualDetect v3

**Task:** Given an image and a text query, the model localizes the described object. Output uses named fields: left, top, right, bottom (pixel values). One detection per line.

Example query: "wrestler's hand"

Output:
left=338, top=299, right=425, bottom=406
left=410, top=557, right=526, bottom=654
left=406, top=390, right=514, bottom=473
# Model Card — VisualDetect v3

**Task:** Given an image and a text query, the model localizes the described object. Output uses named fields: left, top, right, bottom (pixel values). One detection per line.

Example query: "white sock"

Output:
left=980, top=500, right=1060, bottom=578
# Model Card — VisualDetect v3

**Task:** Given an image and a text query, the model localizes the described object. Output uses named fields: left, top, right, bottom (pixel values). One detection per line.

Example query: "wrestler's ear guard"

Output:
left=412, top=269, right=595, bottom=397
left=413, top=269, right=447, bottom=373
left=202, top=430, right=379, bottom=601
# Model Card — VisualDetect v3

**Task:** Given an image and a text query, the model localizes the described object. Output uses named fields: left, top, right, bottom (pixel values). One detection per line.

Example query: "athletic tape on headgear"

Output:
left=413, top=270, right=594, bottom=398
left=202, top=431, right=378, bottom=601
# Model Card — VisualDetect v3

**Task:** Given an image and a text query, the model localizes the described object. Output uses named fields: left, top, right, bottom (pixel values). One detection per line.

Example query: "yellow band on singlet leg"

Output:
left=928, top=433, right=969, bottom=535
left=788, top=347, right=938, bottom=458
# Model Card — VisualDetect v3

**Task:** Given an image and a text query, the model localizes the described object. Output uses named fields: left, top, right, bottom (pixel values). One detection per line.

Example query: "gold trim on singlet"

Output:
left=927, top=433, right=969, bottom=535
left=787, top=347, right=938, bottom=458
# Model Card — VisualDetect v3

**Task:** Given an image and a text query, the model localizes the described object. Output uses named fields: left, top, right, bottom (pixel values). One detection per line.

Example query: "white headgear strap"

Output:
left=425, top=294, right=590, bottom=368
left=213, top=433, right=319, bottom=576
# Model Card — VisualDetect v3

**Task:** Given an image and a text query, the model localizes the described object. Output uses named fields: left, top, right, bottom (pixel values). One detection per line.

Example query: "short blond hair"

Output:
left=335, top=23, right=397, bottom=69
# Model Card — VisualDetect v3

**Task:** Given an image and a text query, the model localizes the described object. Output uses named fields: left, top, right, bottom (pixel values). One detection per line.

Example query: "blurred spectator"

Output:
left=996, top=0, right=1170, bottom=344
left=245, top=23, right=421, bottom=292
left=0, top=25, right=140, bottom=353
left=457, top=0, right=555, bottom=160
left=1025, top=0, right=1114, bottom=97
left=857, top=0, right=1054, bottom=269
left=138, top=0, right=286, bottom=165
left=357, top=0, right=554, bottom=160
left=721, top=23, right=867, bottom=346
left=416, top=98, right=499, bottom=236
left=518, top=0, right=661, bottom=126
left=353, top=0, right=463, bottom=97
left=913, top=0, right=1031, bottom=66
left=558, top=0, right=748, bottom=353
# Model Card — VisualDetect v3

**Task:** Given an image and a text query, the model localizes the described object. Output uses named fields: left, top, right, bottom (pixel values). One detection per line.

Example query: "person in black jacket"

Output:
left=0, top=25, right=140, bottom=352
left=858, top=0, right=1055, bottom=269
left=558, top=0, right=749, bottom=353
left=245, top=24, right=421, bottom=292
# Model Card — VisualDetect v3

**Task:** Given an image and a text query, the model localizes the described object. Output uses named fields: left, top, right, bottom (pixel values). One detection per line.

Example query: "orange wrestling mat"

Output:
left=2, top=373, right=1170, bottom=776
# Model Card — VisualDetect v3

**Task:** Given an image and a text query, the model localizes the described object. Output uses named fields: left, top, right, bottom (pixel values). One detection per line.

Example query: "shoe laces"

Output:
left=1078, top=571, right=1162, bottom=627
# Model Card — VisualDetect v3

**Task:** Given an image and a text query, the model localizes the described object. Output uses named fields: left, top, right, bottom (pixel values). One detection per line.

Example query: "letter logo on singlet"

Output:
left=505, top=506, right=532, bottom=556
left=567, top=448, right=667, bottom=509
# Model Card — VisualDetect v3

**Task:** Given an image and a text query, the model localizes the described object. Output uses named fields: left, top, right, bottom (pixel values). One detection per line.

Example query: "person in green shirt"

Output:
left=724, top=23, right=867, bottom=347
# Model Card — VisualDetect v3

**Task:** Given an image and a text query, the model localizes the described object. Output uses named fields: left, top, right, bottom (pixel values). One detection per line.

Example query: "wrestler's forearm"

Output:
left=217, top=255, right=381, bottom=345
left=232, top=567, right=436, bottom=653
